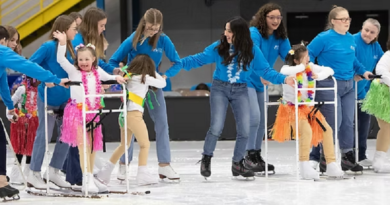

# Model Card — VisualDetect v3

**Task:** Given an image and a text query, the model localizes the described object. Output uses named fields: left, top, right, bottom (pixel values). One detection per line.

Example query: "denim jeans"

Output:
left=119, top=88, right=170, bottom=164
left=246, top=88, right=266, bottom=151
left=30, top=97, right=69, bottom=172
left=202, top=80, right=250, bottom=162
left=310, top=79, right=355, bottom=161
left=354, top=104, right=371, bottom=161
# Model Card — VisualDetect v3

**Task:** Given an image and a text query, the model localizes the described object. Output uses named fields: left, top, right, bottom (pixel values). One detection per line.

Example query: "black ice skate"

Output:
left=199, top=155, right=212, bottom=180
left=245, top=150, right=264, bottom=173
left=0, top=185, right=20, bottom=202
left=341, top=151, right=363, bottom=174
left=232, top=159, right=255, bottom=180
left=319, top=153, right=327, bottom=174
left=254, top=150, right=275, bottom=175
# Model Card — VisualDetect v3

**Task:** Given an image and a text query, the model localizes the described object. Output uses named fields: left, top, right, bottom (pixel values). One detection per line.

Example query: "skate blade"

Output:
left=326, top=176, right=355, bottom=180
left=255, top=170, right=276, bottom=177
left=26, top=190, right=108, bottom=198
left=159, top=174, right=181, bottom=183
left=159, top=178, right=181, bottom=183
left=343, top=170, right=363, bottom=175
left=43, top=179, right=72, bottom=190
left=231, top=176, right=255, bottom=181
left=2, top=194, right=20, bottom=202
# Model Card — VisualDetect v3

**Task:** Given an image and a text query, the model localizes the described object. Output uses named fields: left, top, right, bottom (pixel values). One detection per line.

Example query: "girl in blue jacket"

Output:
left=182, top=16, right=294, bottom=179
left=307, top=6, right=372, bottom=173
left=97, top=8, right=182, bottom=183
left=27, top=15, right=78, bottom=190
left=246, top=3, right=291, bottom=174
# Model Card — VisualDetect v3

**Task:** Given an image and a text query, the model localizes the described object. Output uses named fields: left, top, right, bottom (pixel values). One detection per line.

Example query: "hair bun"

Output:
left=332, top=5, right=338, bottom=9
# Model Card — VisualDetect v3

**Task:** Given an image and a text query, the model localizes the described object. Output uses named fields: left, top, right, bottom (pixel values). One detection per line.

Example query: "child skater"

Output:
left=103, top=54, right=166, bottom=186
left=6, top=75, right=40, bottom=185
left=53, top=31, right=125, bottom=193
left=272, top=43, right=345, bottom=180
left=362, top=38, right=390, bottom=173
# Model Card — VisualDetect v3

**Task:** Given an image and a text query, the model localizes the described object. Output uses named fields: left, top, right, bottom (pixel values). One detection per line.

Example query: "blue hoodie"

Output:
left=181, top=41, right=286, bottom=85
left=72, top=33, right=115, bottom=74
left=308, top=29, right=367, bottom=80
left=248, top=27, right=291, bottom=92
left=109, top=32, right=182, bottom=78
left=0, top=45, right=61, bottom=109
left=29, top=40, right=72, bottom=106
left=353, top=32, right=384, bottom=100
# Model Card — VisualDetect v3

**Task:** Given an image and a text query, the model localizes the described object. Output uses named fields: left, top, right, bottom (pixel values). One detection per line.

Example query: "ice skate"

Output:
left=82, top=173, right=99, bottom=194
left=231, top=159, right=255, bottom=180
left=96, top=161, right=115, bottom=184
left=319, top=153, right=327, bottom=174
left=93, top=177, right=108, bottom=193
left=199, top=155, right=212, bottom=180
left=325, top=162, right=350, bottom=180
left=27, top=171, right=47, bottom=190
left=0, top=175, right=19, bottom=202
left=358, top=159, right=373, bottom=169
left=23, top=164, right=31, bottom=179
left=159, top=165, right=180, bottom=182
left=137, top=166, right=158, bottom=186
left=43, top=167, right=71, bottom=188
left=245, top=150, right=264, bottom=172
left=372, top=151, right=390, bottom=173
left=310, top=160, right=319, bottom=170
left=256, top=150, right=275, bottom=175
left=299, top=161, right=319, bottom=180
left=341, top=151, right=363, bottom=174
left=71, top=182, right=82, bottom=192
left=9, top=164, right=23, bottom=185
left=117, top=163, right=130, bottom=181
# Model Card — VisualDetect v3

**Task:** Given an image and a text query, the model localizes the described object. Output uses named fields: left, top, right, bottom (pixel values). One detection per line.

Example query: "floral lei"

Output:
left=18, top=78, right=38, bottom=119
left=296, top=64, right=314, bottom=103
left=80, top=67, right=103, bottom=110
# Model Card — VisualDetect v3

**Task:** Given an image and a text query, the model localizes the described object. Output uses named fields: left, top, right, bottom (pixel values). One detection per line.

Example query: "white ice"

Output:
left=5, top=140, right=390, bottom=205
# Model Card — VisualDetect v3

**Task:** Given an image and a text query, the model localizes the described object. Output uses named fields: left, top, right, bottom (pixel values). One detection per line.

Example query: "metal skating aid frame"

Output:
left=355, top=81, right=360, bottom=164
left=44, top=82, right=128, bottom=197
left=264, top=77, right=338, bottom=179
left=0, top=118, right=27, bottom=191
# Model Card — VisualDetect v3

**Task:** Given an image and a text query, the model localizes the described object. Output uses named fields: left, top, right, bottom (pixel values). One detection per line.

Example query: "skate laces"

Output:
left=345, top=152, right=356, bottom=164
left=198, top=156, right=211, bottom=168
left=255, top=152, right=265, bottom=164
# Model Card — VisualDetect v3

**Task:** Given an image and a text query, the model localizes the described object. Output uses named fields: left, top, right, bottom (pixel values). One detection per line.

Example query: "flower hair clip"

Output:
left=289, top=50, right=295, bottom=55
left=75, top=43, right=96, bottom=51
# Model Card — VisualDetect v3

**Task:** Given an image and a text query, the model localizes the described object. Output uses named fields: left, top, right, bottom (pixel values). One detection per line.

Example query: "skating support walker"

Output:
left=42, top=81, right=128, bottom=197
left=263, top=77, right=338, bottom=179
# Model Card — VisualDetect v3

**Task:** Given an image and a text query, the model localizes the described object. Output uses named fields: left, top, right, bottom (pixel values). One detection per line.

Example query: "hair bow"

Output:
left=75, top=43, right=96, bottom=51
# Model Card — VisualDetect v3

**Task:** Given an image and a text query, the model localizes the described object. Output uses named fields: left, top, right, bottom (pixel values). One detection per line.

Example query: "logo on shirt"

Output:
left=274, top=45, right=279, bottom=50
left=350, top=46, right=355, bottom=51
left=153, top=48, right=163, bottom=53
left=374, top=55, right=378, bottom=59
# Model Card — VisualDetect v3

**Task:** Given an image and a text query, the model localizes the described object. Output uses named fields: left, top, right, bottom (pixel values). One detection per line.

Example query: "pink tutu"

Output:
left=61, top=99, right=103, bottom=151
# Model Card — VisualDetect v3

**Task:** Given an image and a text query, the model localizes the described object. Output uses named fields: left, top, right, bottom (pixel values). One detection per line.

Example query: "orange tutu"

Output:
left=271, top=102, right=326, bottom=147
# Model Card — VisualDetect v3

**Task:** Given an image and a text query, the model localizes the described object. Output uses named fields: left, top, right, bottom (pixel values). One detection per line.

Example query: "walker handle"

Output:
left=64, top=81, right=82, bottom=86
left=359, top=74, right=382, bottom=79
left=101, top=80, right=118, bottom=85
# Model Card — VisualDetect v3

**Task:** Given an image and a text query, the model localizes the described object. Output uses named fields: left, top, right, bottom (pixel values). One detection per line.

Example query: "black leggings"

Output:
left=0, top=121, right=6, bottom=175
left=16, top=154, right=31, bottom=164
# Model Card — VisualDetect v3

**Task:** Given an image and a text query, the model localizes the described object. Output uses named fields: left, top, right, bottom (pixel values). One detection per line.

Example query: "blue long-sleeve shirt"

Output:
left=29, top=40, right=72, bottom=106
left=109, top=32, right=182, bottom=78
left=308, top=29, right=367, bottom=80
left=72, top=33, right=115, bottom=74
left=248, top=27, right=291, bottom=91
left=0, top=45, right=61, bottom=109
left=181, top=41, right=286, bottom=85
left=353, top=32, right=384, bottom=100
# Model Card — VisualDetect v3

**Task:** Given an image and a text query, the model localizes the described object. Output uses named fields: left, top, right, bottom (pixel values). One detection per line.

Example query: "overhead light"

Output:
left=295, top=15, right=308, bottom=19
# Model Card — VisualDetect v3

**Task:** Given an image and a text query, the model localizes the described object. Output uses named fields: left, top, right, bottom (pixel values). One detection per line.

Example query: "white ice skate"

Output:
left=158, top=165, right=180, bottom=182
left=23, top=164, right=30, bottom=179
left=96, top=161, right=115, bottom=184
left=27, top=171, right=47, bottom=190
left=137, top=166, right=158, bottom=186
left=81, top=173, right=99, bottom=194
left=325, top=162, right=346, bottom=180
left=373, top=151, right=390, bottom=173
left=299, top=161, right=319, bottom=180
left=117, top=164, right=130, bottom=181
left=309, top=160, right=319, bottom=170
left=93, top=177, right=108, bottom=193
left=43, top=167, right=71, bottom=188
left=9, top=164, right=23, bottom=185
left=358, top=159, right=373, bottom=169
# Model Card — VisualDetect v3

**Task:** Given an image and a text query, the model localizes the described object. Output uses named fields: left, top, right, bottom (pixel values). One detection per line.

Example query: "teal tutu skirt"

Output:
left=361, top=79, right=390, bottom=123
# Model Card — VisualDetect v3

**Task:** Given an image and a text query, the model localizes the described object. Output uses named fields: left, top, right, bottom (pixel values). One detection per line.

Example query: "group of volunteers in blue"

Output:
left=1, top=2, right=390, bottom=200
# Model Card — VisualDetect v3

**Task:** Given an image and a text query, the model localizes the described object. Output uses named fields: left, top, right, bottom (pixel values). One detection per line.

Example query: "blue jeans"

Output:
left=354, top=104, right=371, bottom=161
left=246, top=88, right=266, bottom=151
left=203, top=80, right=250, bottom=162
left=64, top=147, right=82, bottom=184
left=310, top=79, right=355, bottom=161
left=119, top=88, right=170, bottom=164
left=30, top=97, right=69, bottom=172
